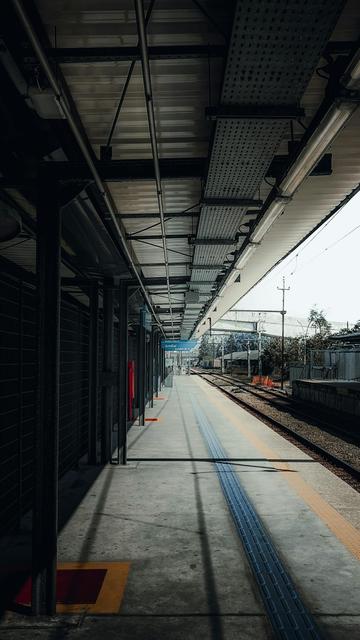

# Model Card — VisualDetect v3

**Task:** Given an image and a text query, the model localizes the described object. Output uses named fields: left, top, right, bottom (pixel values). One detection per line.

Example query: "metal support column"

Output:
left=32, top=177, right=61, bottom=616
left=101, top=282, right=114, bottom=463
left=138, top=315, right=146, bottom=426
left=149, top=328, right=154, bottom=408
left=88, top=282, right=99, bottom=465
left=154, top=332, right=159, bottom=398
left=278, top=277, right=290, bottom=390
left=161, top=346, right=165, bottom=386
left=118, top=282, right=128, bottom=465
left=160, top=343, right=163, bottom=386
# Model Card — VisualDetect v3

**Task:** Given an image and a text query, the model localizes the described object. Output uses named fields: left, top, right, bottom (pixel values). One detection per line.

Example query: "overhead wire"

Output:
left=286, top=220, right=360, bottom=278
left=279, top=198, right=354, bottom=276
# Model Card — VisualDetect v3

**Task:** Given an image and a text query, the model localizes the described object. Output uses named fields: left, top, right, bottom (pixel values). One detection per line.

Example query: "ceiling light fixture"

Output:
left=250, top=196, right=290, bottom=243
left=280, top=102, right=356, bottom=197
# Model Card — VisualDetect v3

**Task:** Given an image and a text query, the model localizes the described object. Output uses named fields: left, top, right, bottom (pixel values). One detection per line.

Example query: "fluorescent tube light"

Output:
left=280, top=103, right=356, bottom=196
left=234, top=243, right=257, bottom=270
left=250, top=197, right=289, bottom=243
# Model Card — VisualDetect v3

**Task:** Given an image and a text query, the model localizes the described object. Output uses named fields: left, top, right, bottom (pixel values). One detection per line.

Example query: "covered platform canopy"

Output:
left=1, top=0, right=360, bottom=339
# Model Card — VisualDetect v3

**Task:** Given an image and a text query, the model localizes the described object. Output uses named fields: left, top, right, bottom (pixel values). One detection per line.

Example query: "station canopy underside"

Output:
left=1, top=0, right=360, bottom=337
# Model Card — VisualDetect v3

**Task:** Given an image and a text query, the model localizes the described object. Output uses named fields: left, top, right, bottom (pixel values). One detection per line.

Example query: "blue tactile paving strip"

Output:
left=191, top=395, right=322, bottom=640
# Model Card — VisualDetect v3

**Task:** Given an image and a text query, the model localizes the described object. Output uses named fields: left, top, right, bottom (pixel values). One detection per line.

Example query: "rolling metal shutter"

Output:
left=0, top=270, right=91, bottom=533
left=0, top=273, right=37, bottom=533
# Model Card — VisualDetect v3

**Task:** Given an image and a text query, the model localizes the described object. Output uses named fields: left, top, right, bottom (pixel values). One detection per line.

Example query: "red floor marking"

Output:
left=15, top=569, right=107, bottom=605
left=154, top=396, right=165, bottom=400
left=145, top=417, right=160, bottom=422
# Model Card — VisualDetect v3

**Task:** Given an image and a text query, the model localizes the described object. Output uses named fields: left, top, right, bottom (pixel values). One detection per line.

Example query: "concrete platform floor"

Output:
left=2, top=375, right=360, bottom=639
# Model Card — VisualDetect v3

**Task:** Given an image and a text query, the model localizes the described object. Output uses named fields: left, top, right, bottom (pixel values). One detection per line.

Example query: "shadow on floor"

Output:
left=175, top=385, right=225, bottom=640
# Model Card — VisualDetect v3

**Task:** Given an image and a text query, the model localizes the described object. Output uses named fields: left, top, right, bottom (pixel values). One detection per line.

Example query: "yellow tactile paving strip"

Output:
left=56, top=562, right=130, bottom=614
left=198, top=378, right=360, bottom=561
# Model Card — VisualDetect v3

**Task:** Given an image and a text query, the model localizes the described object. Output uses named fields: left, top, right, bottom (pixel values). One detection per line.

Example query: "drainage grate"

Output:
left=191, top=395, right=322, bottom=639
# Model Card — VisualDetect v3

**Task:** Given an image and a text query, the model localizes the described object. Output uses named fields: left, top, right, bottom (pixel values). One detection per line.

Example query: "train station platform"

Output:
left=2, top=375, right=360, bottom=639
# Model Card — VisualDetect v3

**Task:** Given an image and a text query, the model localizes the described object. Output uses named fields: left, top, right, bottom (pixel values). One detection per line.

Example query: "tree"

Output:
left=224, top=334, right=237, bottom=355
left=199, top=334, right=211, bottom=361
left=336, top=319, right=360, bottom=335
left=308, top=307, right=331, bottom=336
left=262, top=336, right=303, bottom=375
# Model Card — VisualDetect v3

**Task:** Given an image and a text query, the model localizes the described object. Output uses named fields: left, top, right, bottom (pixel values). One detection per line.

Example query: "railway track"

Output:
left=193, top=370, right=360, bottom=485
left=207, top=372, right=359, bottom=444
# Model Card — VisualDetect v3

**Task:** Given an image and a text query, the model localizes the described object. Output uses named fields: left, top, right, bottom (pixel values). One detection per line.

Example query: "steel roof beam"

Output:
left=128, top=233, right=191, bottom=240
left=189, top=281, right=215, bottom=285
left=0, top=154, right=332, bottom=188
left=144, top=276, right=190, bottom=286
left=10, top=0, right=167, bottom=334
left=188, top=237, right=236, bottom=246
left=202, top=197, right=263, bottom=208
left=191, top=264, right=225, bottom=270
left=39, top=158, right=205, bottom=182
left=24, top=44, right=227, bottom=64
left=140, top=262, right=191, bottom=267
left=119, top=211, right=200, bottom=219
left=205, top=105, right=305, bottom=120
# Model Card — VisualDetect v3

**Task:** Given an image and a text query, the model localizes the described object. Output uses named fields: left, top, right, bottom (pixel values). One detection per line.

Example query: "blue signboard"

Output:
left=161, top=340, right=198, bottom=352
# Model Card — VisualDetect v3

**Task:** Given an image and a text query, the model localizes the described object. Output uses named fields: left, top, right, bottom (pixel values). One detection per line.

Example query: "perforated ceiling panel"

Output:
left=196, top=206, right=247, bottom=238
left=205, top=121, right=287, bottom=198
left=181, top=0, right=345, bottom=337
left=223, top=0, right=343, bottom=105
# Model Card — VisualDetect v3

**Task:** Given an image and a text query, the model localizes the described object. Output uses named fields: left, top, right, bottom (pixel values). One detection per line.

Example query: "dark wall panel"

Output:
left=0, top=274, right=37, bottom=533
left=0, top=270, right=91, bottom=534
left=59, top=298, right=90, bottom=475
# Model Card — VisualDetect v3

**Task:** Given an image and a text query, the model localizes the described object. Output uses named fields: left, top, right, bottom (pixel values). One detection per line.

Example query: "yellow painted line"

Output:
left=197, top=377, right=360, bottom=561
left=90, top=562, right=130, bottom=614
left=56, top=562, right=130, bottom=614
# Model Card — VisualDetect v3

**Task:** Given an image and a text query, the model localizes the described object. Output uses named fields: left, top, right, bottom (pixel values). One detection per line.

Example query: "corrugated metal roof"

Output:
left=196, top=106, right=360, bottom=335
left=19, top=0, right=359, bottom=337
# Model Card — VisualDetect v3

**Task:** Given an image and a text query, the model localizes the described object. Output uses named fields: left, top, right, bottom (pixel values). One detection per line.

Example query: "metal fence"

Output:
left=290, top=349, right=360, bottom=383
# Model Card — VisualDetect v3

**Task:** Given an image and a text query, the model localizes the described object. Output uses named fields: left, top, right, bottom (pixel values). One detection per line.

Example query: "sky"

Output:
left=234, top=190, right=360, bottom=325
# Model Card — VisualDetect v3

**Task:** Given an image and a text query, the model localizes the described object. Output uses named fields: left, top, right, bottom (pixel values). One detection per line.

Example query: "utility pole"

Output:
left=221, top=335, right=225, bottom=373
left=247, top=339, right=251, bottom=379
left=277, top=277, right=290, bottom=390
left=258, top=326, right=262, bottom=377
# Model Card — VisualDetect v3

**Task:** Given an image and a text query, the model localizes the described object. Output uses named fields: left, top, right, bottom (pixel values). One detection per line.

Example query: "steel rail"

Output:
left=134, top=0, right=174, bottom=337
left=196, top=373, right=360, bottom=482
left=207, top=372, right=360, bottom=444
left=12, top=0, right=164, bottom=335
